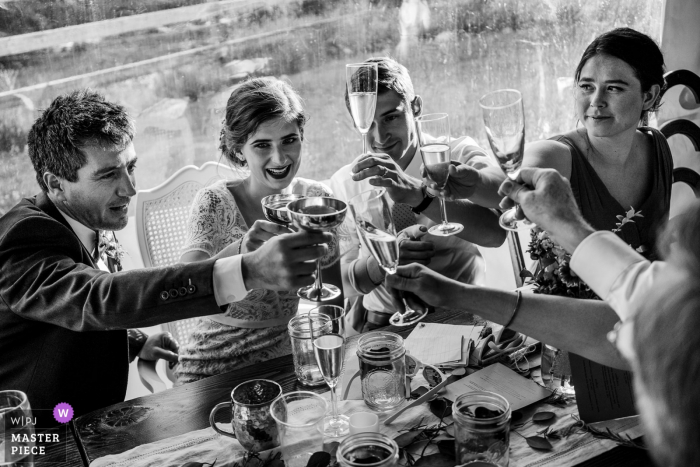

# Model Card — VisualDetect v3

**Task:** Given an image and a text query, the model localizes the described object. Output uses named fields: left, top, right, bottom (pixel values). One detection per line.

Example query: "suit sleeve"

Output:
left=0, top=216, right=222, bottom=332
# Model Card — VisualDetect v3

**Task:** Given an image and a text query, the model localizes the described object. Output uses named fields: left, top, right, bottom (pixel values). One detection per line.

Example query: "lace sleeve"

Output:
left=181, top=187, right=221, bottom=258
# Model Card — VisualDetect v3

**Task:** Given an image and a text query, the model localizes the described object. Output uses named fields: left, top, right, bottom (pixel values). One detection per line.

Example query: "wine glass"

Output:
left=348, top=188, right=428, bottom=327
left=346, top=62, right=378, bottom=154
left=287, top=197, right=347, bottom=301
left=414, top=113, right=464, bottom=236
left=479, top=89, right=531, bottom=231
left=313, top=333, right=349, bottom=437
left=261, top=193, right=305, bottom=227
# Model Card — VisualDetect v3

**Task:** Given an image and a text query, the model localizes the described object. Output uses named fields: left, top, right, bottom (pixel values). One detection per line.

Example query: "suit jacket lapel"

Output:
left=35, top=192, right=99, bottom=269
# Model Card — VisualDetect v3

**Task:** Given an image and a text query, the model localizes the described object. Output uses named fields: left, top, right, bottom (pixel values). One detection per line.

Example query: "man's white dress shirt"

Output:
left=330, top=135, right=489, bottom=313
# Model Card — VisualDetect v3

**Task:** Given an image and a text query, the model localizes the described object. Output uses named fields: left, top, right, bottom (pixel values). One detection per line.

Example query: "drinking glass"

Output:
left=261, top=193, right=306, bottom=227
left=453, top=391, right=511, bottom=467
left=346, top=62, right=378, bottom=154
left=209, top=379, right=282, bottom=452
left=337, top=432, right=399, bottom=467
left=287, top=197, right=347, bottom=301
left=479, top=89, right=531, bottom=231
left=288, top=313, right=332, bottom=387
left=313, top=334, right=349, bottom=437
left=348, top=188, right=428, bottom=327
left=414, top=113, right=464, bottom=236
left=0, top=390, right=34, bottom=467
left=269, top=392, right=327, bottom=467
left=309, top=305, right=346, bottom=337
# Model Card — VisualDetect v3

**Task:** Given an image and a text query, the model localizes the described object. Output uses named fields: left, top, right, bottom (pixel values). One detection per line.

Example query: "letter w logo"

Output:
left=58, top=409, right=69, bottom=418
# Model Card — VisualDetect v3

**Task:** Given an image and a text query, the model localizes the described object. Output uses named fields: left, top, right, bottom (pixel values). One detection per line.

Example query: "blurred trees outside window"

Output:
left=0, top=0, right=662, bottom=214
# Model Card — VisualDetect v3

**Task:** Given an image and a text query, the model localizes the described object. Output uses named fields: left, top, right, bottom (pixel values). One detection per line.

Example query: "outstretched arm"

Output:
left=386, top=263, right=627, bottom=370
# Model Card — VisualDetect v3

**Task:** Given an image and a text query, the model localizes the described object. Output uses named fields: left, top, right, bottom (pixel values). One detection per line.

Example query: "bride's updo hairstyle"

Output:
left=574, top=27, right=665, bottom=124
left=219, top=77, right=307, bottom=167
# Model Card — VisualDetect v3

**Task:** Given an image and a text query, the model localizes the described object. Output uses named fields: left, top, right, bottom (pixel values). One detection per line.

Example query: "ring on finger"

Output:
left=380, top=166, right=388, bottom=177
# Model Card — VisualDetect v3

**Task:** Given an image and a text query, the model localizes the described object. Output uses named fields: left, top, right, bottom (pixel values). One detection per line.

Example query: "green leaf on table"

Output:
left=532, top=411, right=556, bottom=423
left=429, top=397, right=453, bottom=419
left=436, top=439, right=456, bottom=458
left=394, top=430, right=423, bottom=448
left=526, top=436, right=554, bottom=450
left=412, top=453, right=455, bottom=467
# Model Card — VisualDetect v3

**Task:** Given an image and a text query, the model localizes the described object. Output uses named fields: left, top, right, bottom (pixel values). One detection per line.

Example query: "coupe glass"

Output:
left=348, top=188, right=428, bottom=327
left=313, top=333, right=349, bottom=437
left=346, top=62, right=378, bottom=154
left=261, top=193, right=305, bottom=226
left=414, top=113, right=464, bottom=236
left=287, top=197, right=347, bottom=301
left=479, top=89, right=531, bottom=231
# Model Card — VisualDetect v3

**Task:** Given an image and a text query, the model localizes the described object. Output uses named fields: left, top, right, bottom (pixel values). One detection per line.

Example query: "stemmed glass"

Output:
left=414, top=113, right=464, bottom=236
left=261, top=193, right=306, bottom=227
left=312, top=305, right=349, bottom=437
left=346, top=62, right=378, bottom=154
left=479, top=89, right=531, bottom=231
left=287, top=197, right=347, bottom=301
left=348, top=188, right=428, bottom=327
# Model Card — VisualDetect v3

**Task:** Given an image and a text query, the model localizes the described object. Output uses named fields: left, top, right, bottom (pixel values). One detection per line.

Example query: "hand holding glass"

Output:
left=287, top=197, right=347, bottom=301
left=479, top=89, right=531, bottom=231
left=348, top=188, right=428, bottom=326
left=414, top=113, right=464, bottom=236
left=346, top=62, right=378, bottom=154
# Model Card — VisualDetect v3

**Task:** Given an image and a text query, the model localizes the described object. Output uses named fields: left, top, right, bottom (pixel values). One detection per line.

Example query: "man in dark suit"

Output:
left=0, top=90, right=329, bottom=416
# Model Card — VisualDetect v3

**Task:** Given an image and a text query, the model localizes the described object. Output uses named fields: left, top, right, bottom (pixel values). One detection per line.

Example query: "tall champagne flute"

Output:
left=479, top=89, right=531, bottom=231
left=348, top=188, right=428, bottom=327
left=346, top=62, right=378, bottom=154
left=414, top=113, right=464, bottom=236
left=313, top=333, right=349, bottom=437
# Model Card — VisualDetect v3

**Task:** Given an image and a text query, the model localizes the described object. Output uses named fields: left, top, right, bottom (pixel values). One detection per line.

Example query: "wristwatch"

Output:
left=411, top=186, right=435, bottom=214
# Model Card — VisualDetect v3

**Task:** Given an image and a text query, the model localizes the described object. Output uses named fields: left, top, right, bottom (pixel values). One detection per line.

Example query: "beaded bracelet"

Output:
left=237, top=240, right=243, bottom=255
left=503, top=290, right=522, bottom=329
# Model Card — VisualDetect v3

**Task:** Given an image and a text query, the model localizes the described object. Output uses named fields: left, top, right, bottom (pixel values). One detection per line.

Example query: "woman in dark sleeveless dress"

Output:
left=526, top=28, right=671, bottom=255
left=519, top=28, right=670, bottom=382
left=385, top=28, right=672, bottom=373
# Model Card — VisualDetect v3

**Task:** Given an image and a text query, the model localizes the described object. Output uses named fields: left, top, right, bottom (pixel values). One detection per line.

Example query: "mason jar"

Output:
left=453, top=391, right=511, bottom=467
left=288, top=314, right=332, bottom=386
left=337, top=432, right=399, bottom=467
left=356, top=331, right=406, bottom=411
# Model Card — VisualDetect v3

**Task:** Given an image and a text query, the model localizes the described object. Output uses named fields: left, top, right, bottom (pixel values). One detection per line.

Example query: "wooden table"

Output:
left=62, top=309, right=653, bottom=466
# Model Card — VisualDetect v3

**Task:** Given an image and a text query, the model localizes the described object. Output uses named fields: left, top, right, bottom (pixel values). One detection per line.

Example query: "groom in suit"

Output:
left=0, top=89, right=330, bottom=417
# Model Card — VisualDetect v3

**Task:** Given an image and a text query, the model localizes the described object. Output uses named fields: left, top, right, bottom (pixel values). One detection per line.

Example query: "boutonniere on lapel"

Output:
left=99, top=231, right=126, bottom=272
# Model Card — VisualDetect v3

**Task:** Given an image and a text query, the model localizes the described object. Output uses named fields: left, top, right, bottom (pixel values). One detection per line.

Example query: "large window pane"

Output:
left=0, top=0, right=663, bottom=214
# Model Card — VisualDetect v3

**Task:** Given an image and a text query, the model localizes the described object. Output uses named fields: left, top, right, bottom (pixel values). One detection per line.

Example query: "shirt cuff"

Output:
left=570, top=231, right=646, bottom=303
left=213, top=255, right=249, bottom=305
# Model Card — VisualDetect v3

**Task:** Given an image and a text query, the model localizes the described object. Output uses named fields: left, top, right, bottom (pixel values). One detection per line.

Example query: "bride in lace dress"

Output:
left=175, top=77, right=337, bottom=384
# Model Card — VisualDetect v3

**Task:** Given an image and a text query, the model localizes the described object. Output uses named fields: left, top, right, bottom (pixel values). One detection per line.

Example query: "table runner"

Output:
left=91, top=395, right=641, bottom=467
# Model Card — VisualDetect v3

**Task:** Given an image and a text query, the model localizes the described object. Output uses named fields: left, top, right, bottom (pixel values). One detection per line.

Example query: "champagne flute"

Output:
left=414, top=113, right=464, bottom=236
left=287, top=197, right=347, bottom=301
left=346, top=62, right=378, bottom=154
left=479, top=89, right=531, bottom=231
left=348, top=188, right=428, bottom=327
left=261, top=193, right=305, bottom=227
left=313, top=333, right=349, bottom=437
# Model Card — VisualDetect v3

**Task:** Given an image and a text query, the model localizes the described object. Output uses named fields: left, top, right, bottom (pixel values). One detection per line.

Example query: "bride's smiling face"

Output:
left=238, top=116, right=302, bottom=191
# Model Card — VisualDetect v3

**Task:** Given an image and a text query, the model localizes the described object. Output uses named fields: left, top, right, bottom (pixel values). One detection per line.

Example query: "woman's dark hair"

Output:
left=575, top=27, right=665, bottom=122
left=219, top=77, right=306, bottom=167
